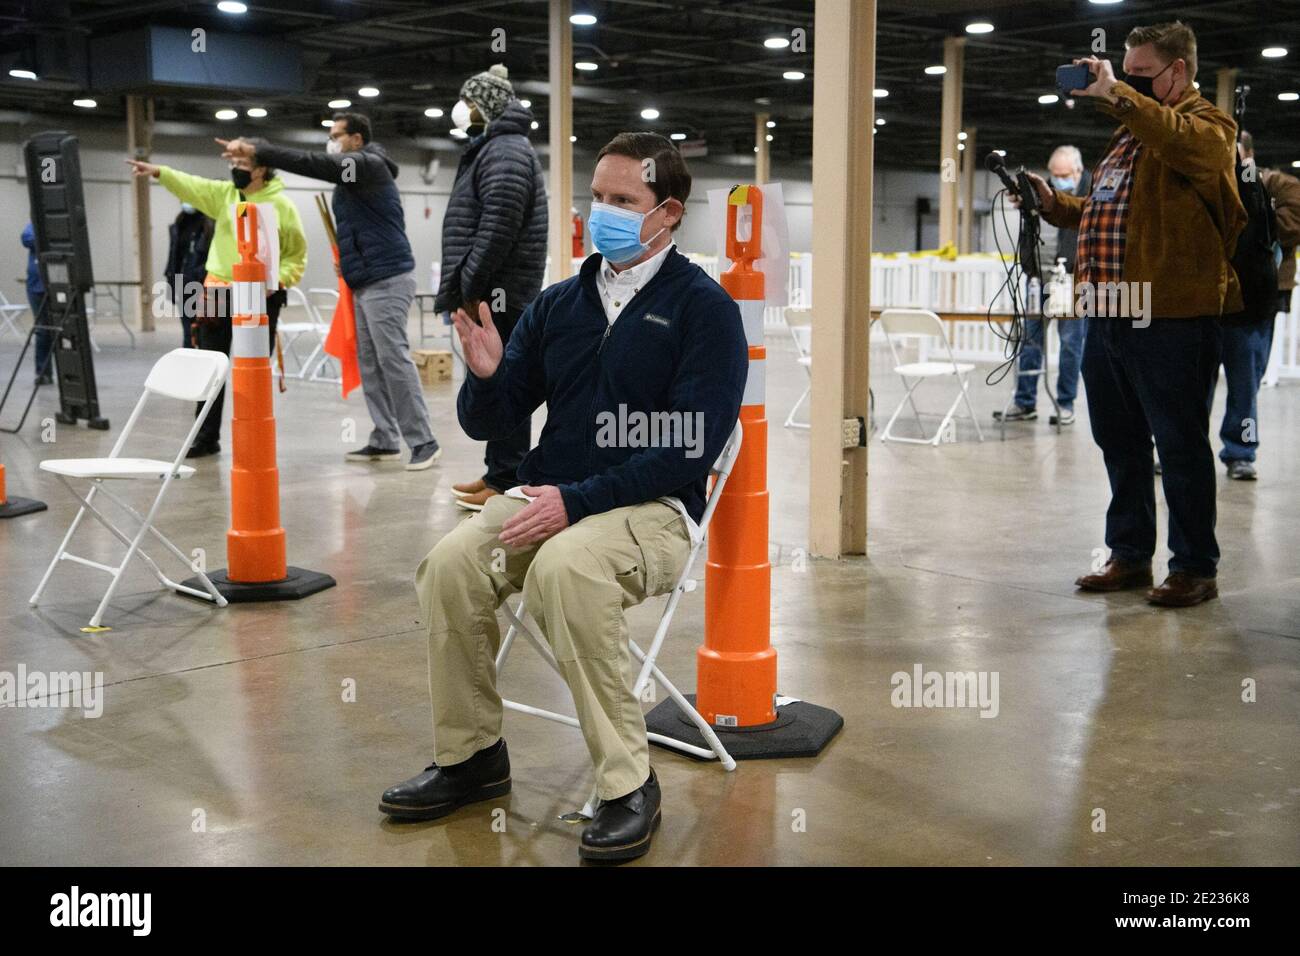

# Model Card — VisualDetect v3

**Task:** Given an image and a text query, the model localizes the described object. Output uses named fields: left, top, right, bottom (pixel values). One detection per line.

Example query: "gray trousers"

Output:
left=353, top=271, right=434, bottom=451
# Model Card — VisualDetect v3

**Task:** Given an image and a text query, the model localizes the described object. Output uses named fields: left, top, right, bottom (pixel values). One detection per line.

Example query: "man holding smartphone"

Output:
left=1023, top=21, right=1246, bottom=607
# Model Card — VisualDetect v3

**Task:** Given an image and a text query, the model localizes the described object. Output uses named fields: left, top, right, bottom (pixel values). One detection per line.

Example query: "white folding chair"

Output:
left=783, top=308, right=813, bottom=429
left=29, top=348, right=231, bottom=629
left=277, top=287, right=329, bottom=380
left=495, top=421, right=743, bottom=818
left=0, top=290, right=30, bottom=340
left=306, top=287, right=342, bottom=384
left=877, top=308, right=984, bottom=445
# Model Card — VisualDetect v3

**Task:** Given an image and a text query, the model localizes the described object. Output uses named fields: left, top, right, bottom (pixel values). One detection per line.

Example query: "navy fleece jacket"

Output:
left=458, top=248, right=748, bottom=525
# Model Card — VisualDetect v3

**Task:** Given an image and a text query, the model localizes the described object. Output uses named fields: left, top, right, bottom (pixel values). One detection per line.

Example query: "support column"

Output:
left=938, top=36, right=965, bottom=250
left=755, top=112, right=770, bottom=184
left=548, top=0, right=574, bottom=284
left=1215, top=66, right=1238, bottom=115
left=959, top=125, right=976, bottom=253
left=126, top=95, right=155, bottom=333
left=809, top=0, right=874, bottom=558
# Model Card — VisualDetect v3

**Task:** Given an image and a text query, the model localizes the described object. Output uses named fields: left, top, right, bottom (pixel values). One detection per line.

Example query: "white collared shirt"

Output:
left=596, top=242, right=675, bottom=324
left=589, top=241, right=699, bottom=545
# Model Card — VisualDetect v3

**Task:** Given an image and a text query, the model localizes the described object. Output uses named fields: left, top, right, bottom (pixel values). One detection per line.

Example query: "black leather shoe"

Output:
left=379, top=738, right=511, bottom=821
left=579, top=768, right=661, bottom=863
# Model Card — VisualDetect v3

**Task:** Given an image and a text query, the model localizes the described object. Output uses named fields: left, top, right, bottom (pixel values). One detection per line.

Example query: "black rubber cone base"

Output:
left=182, top=566, right=336, bottom=603
left=646, top=694, right=843, bottom=760
left=0, top=496, right=47, bottom=518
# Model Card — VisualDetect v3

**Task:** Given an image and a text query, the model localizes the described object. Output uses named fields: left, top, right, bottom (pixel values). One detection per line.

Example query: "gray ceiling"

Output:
left=1, top=0, right=1298, bottom=172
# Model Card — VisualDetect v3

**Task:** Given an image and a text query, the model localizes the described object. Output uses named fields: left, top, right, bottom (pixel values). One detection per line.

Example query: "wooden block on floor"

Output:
left=412, top=348, right=452, bottom=386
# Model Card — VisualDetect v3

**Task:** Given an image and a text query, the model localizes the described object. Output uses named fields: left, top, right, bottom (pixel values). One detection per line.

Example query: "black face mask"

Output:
left=230, top=167, right=253, bottom=191
left=1124, top=60, right=1175, bottom=103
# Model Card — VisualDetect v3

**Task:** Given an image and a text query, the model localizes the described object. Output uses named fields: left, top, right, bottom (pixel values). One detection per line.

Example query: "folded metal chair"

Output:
left=29, top=348, right=231, bottom=629
left=495, top=421, right=744, bottom=817
left=877, top=308, right=984, bottom=445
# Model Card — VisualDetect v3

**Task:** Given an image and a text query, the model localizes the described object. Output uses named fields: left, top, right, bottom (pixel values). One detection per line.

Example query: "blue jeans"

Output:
left=1215, top=317, right=1275, bottom=463
left=1082, top=317, right=1221, bottom=578
left=28, top=291, right=53, bottom=378
left=1014, top=316, right=1088, bottom=410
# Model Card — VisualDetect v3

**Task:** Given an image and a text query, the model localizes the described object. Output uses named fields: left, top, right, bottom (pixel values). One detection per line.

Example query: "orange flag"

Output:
left=322, top=246, right=361, bottom=398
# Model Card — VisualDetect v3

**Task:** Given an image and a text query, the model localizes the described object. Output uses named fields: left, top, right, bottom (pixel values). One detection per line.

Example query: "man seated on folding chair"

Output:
left=380, top=132, right=747, bottom=862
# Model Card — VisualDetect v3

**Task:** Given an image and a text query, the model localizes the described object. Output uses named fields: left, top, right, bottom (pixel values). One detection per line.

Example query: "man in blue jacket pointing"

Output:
left=381, top=133, right=748, bottom=863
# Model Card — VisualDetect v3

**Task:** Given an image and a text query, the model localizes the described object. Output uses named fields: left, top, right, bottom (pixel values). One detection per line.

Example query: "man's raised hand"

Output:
left=124, top=159, right=161, bottom=179
left=1072, top=56, right=1118, bottom=102
left=216, top=137, right=255, bottom=161
left=451, top=300, right=504, bottom=379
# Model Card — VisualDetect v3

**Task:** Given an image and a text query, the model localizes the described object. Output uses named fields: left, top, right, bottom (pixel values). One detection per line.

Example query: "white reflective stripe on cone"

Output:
left=231, top=324, right=266, bottom=358
left=738, top=299, right=765, bottom=346
left=232, top=281, right=266, bottom=319
left=742, top=355, right=765, bottom=406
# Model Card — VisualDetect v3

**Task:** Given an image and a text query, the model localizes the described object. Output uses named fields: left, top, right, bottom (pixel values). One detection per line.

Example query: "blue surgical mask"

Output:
left=588, top=199, right=668, bottom=266
left=1050, top=175, right=1077, bottom=191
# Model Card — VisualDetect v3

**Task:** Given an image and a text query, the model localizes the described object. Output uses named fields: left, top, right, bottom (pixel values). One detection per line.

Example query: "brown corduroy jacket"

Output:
left=1260, top=166, right=1300, bottom=292
left=1043, top=81, right=1247, bottom=318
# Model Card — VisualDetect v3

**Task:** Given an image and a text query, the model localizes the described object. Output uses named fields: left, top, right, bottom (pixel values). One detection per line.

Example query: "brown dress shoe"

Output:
left=1074, top=559, right=1153, bottom=592
left=451, top=477, right=487, bottom=499
left=454, top=487, right=501, bottom=512
left=1147, top=572, right=1218, bottom=607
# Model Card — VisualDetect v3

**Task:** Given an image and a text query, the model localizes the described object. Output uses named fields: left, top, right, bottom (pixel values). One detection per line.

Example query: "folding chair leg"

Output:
left=959, top=374, right=985, bottom=441
left=903, top=376, right=926, bottom=436
left=29, top=487, right=96, bottom=605
left=94, top=482, right=228, bottom=605
left=783, top=385, right=810, bottom=429
left=880, top=376, right=924, bottom=443
left=931, top=392, right=964, bottom=446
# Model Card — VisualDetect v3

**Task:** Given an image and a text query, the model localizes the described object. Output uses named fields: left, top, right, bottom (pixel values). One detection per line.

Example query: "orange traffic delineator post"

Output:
left=0, top=460, right=47, bottom=519
left=646, top=183, right=842, bottom=759
left=182, top=203, right=334, bottom=603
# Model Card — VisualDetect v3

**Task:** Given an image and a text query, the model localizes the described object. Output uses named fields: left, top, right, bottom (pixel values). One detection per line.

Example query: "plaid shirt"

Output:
left=1075, top=131, right=1142, bottom=293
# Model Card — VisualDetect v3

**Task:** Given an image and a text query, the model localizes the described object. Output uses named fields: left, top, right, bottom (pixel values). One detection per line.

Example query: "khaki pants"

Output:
left=416, top=494, right=691, bottom=800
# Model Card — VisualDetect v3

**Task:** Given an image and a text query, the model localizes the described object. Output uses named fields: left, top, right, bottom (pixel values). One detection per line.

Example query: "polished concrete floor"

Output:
left=1, top=316, right=1297, bottom=866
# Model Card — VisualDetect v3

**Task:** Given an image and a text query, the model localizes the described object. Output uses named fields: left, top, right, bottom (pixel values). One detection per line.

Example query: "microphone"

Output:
left=985, top=150, right=1019, bottom=194
left=987, top=149, right=1040, bottom=214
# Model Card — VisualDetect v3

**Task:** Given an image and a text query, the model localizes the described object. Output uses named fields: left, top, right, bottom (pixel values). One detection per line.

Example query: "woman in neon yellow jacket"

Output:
left=127, top=154, right=307, bottom=458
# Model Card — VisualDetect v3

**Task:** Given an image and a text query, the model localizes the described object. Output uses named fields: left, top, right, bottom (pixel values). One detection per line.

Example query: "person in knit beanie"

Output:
left=459, top=64, right=514, bottom=125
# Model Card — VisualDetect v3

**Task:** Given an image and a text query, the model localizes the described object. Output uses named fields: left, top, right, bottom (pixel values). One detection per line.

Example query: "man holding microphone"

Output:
left=1023, top=21, right=1246, bottom=607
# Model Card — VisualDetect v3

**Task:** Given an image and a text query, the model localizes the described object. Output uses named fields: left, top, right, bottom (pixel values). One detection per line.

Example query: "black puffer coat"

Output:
left=435, top=99, right=548, bottom=314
